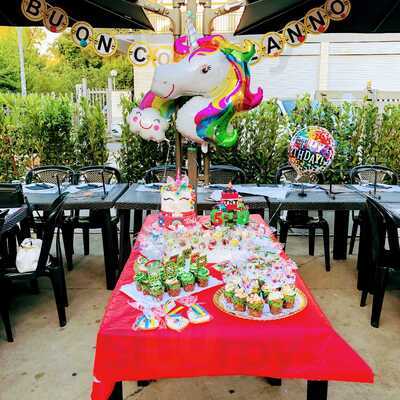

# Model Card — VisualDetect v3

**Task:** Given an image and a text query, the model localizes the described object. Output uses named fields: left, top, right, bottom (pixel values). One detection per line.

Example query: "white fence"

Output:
left=315, top=83, right=400, bottom=111
left=75, top=78, right=131, bottom=134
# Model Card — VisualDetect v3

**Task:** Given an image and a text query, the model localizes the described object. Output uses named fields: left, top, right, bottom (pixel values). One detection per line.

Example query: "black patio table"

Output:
left=25, top=184, right=128, bottom=289
left=115, top=184, right=267, bottom=268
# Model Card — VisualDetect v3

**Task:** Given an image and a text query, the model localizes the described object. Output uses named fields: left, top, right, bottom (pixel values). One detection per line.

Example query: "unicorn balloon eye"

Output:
left=201, top=65, right=211, bottom=74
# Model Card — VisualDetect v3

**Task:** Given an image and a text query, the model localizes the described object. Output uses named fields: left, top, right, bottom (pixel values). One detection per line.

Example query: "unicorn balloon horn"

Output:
left=186, top=11, right=201, bottom=50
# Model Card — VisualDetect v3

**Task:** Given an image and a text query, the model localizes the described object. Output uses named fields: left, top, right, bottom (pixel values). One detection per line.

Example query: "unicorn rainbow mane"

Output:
left=193, top=35, right=263, bottom=147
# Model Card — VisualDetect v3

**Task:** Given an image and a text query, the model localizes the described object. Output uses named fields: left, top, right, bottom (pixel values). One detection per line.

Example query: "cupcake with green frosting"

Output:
left=233, top=288, right=247, bottom=312
left=189, top=263, right=198, bottom=278
left=179, top=271, right=195, bottom=292
left=268, top=291, right=284, bottom=315
left=224, top=282, right=236, bottom=304
left=134, top=271, right=148, bottom=292
left=282, top=285, right=296, bottom=309
left=149, top=281, right=165, bottom=301
left=247, top=293, right=264, bottom=318
left=165, top=277, right=181, bottom=297
left=197, top=266, right=210, bottom=287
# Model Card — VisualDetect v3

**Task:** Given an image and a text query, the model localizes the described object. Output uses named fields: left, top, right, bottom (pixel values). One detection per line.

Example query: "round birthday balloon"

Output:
left=288, top=126, right=336, bottom=177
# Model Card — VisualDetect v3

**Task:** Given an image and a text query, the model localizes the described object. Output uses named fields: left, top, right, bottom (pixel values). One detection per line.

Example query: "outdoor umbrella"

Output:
left=0, top=0, right=153, bottom=30
left=235, top=0, right=400, bottom=35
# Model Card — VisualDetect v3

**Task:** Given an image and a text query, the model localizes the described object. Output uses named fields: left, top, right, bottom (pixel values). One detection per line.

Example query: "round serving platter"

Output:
left=213, top=287, right=307, bottom=321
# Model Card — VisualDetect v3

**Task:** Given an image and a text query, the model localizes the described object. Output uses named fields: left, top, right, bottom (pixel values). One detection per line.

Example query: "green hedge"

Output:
left=0, top=93, right=108, bottom=181
left=2, top=93, right=400, bottom=184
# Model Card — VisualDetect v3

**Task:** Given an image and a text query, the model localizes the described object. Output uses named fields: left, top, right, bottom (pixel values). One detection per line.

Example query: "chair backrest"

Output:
left=26, top=166, right=74, bottom=185
left=275, top=164, right=323, bottom=184
left=36, top=193, right=67, bottom=273
left=209, top=165, right=246, bottom=184
left=366, top=196, right=400, bottom=264
left=350, top=165, right=398, bottom=185
left=77, top=166, right=121, bottom=184
left=0, top=183, right=25, bottom=208
left=0, top=209, right=8, bottom=238
left=144, top=165, right=188, bottom=183
left=365, top=197, right=388, bottom=268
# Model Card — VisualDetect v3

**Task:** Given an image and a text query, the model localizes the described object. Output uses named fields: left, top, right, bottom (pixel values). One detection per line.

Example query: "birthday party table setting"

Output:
left=91, top=178, right=373, bottom=400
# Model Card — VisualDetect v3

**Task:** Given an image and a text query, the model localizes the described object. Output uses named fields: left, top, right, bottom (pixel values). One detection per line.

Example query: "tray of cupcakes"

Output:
left=213, top=264, right=307, bottom=320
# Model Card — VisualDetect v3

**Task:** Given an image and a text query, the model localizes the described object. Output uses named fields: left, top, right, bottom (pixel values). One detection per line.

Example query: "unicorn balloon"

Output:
left=128, top=13, right=263, bottom=150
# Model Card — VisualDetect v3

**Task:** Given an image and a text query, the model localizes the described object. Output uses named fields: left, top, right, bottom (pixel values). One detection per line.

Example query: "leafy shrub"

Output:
left=212, top=99, right=289, bottom=183
left=73, top=98, right=109, bottom=166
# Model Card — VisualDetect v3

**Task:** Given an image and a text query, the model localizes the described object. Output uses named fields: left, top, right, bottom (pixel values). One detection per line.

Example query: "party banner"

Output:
left=20, top=0, right=351, bottom=65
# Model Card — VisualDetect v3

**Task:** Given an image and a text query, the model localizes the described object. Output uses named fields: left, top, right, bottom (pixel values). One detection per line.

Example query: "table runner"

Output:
left=91, top=215, right=373, bottom=400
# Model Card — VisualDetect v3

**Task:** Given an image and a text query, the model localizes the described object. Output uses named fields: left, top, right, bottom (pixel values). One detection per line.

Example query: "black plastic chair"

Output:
left=349, top=165, right=398, bottom=255
left=361, top=196, right=400, bottom=328
left=144, top=165, right=188, bottom=183
left=62, top=166, right=121, bottom=269
left=0, top=184, right=30, bottom=272
left=209, top=165, right=246, bottom=184
left=25, top=165, right=75, bottom=185
left=25, top=166, right=75, bottom=267
left=0, top=194, right=68, bottom=342
left=276, top=165, right=331, bottom=271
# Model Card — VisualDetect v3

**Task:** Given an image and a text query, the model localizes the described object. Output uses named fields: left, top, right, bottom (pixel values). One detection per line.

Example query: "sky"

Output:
left=37, top=28, right=58, bottom=54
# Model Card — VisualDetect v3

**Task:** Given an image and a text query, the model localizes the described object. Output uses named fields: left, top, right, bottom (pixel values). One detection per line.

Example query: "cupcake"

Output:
left=149, top=282, right=165, bottom=301
left=282, top=285, right=296, bottom=309
left=179, top=272, right=195, bottom=292
left=247, top=293, right=264, bottom=318
left=182, top=248, right=192, bottom=260
left=197, top=267, right=210, bottom=287
left=223, top=282, right=236, bottom=303
left=165, top=277, right=181, bottom=297
left=189, top=263, right=198, bottom=278
left=134, top=271, right=148, bottom=292
left=261, top=283, right=271, bottom=301
left=233, top=288, right=247, bottom=312
left=268, top=291, right=284, bottom=315
left=196, top=255, right=207, bottom=268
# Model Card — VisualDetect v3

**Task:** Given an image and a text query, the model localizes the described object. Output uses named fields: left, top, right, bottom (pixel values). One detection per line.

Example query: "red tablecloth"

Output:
left=92, top=215, right=373, bottom=399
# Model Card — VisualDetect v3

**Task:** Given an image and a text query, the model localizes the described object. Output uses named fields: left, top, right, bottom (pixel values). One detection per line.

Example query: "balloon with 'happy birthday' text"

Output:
left=288, top=126, right=336, bottom=177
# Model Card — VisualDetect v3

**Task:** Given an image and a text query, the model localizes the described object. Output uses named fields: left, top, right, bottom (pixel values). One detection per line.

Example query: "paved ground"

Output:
left=1, top=233, right=400, bottom=400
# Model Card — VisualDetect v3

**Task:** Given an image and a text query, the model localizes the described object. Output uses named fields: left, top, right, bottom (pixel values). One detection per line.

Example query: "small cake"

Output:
left=135, top=315, right=159, bottom=331
left=165, top=277, right=181, bottom=297
left=233, top=288, right=247, bottom=312
left=165, top=315, right=189, bottom=332
left=160, top=174, right=196, bottom=228
left=210, top=183, right=250, bottom=226
left=187, top=304, right=211, bottom=324
left=247, top=293, right=264, bottom=318
left=268, top=291, right=284, bottom=315
left=179, top=271, right=195, bottom=292
left=224, top=282, right=236, bottom=303
left=282, top=285, right=296, bottom=309
left=197, top=267, right=210, bottom=287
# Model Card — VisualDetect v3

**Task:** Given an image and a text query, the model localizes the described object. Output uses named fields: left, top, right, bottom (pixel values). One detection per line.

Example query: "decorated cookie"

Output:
left=165, top=315, right=189, bottom=332
left=187, top=304, right=211, bottom=324
left=135, top=315, right=160, bottom=331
